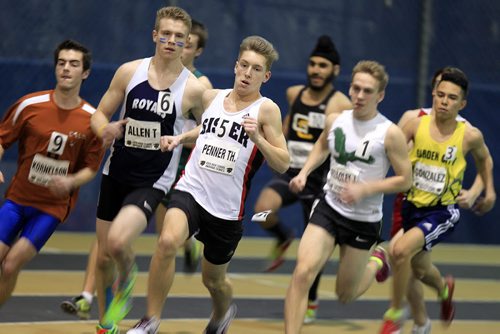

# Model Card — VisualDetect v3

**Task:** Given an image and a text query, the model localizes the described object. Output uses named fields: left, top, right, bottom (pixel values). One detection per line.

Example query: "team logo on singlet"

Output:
left=200, top=117, right=250, bottom=147
left=332, top=127, right=375, bottom=165
left=292, top=111, right=326, bottom=141
left=292, top=114, right=313, bottom=140
left=68, top=131, right=87, bottom=147
left=327, top=127, right=376, bottom=195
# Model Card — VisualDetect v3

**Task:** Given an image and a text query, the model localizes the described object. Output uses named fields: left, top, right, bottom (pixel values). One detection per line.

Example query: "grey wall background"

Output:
left=0, top=0, right=499, bottom=243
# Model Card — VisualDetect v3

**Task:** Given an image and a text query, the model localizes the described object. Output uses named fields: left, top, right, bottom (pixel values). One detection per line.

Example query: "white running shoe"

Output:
left=411, top=318, right=431, bottom=334
left=126, top=316, right=160, bottom=334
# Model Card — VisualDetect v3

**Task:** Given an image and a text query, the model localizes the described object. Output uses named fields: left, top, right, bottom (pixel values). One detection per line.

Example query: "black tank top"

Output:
left=286, top=87, right=337, bottom=189
left=105, top=59, right=189, bottom=191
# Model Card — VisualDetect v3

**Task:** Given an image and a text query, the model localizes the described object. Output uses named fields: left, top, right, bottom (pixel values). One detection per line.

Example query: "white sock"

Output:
left=81, top=291, right=93, bottom=304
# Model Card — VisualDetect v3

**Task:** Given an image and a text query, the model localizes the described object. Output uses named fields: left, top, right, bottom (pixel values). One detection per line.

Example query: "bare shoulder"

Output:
left=464, top=123, right=484, bottom=145
left=386, top=123, right=406, bottom=143
left=183, top=74, right=207, bottom=107
left=383, top=124, right=408, bottom=156
left=259, top=98, right=281, bottom=123
left=261, top=98, right=280, bottom=114
left=198, top=75, right=213, bottom=89
left=179, top=74, right=208, bottom=121
left=325, top=90, right=352, bottom=115
left=402, top=114, right=422, bottom=131
left=397, top=108, right=422, bottom=128
left=112, top=59, right=142, bottom=85
left=186, top=73, right=207, bottom=96
left=286, top=85, right=305, bottom=104
left=324, top=109, right=342, bottom=130
left=118, top=59, right=142, bottom=75
left=463, top=123, right=489, bottom=157
left=202, top=88, right=220, bottom=107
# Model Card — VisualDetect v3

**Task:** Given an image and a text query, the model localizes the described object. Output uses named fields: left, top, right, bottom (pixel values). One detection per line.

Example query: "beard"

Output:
left=307, top=73, right=335, bottom=91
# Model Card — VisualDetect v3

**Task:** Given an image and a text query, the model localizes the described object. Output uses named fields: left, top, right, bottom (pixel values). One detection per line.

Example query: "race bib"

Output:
left=198, top=139, right=240, bottom=175
left=125, top=118, right=161, bottom=150
left=354, top=123, right=386, bottom=161
left=48, top=131, right=68, bottom=156
left=328, top=163, right=360, bottom=195
left=156, top=91, right=174, bottom=118
left=308, top=112, right=326, bottom=129
left=413, top=161, right=447, bottom=195
left=288, top=141, right=314, bottom=169
left=28, top=153, right=69, bottom=186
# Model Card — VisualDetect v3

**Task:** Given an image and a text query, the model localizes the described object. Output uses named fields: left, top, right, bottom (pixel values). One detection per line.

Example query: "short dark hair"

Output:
left=191, top=19, right=208, bottom=49
left=438, top=68, right=469, bottom=98
left=431, top=66, right=450, bottom=89
left=54, top=39, right=92, bottom=72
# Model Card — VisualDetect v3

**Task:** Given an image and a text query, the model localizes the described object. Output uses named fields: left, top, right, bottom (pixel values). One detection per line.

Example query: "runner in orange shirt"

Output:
left=0, top=39, right=104, bottom=308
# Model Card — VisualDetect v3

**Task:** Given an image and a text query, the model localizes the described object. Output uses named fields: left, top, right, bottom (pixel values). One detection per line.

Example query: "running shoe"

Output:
left=203, top=303, right=237, bottom=334
left=379, top=308, right=405, bottom=334
left=96, top=323, right=119, bottom=334
left=380, top=319, right=402, bottom=334
left=371, top=245, right=391, bottom=283
left=104, top=263, right=138, bottom=324
left=303, top=299, right=318, bottom=324
left=411, top=318, right=431, bottom=334
left=126, top=316, right=160, bottom=334
left=184, top=237, right=202, bottom=273
left=265, top=233, right=294, bottom=272
left=440, top=275, right=455, bottom=325
left=60, top=295, right=91, bottom=320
